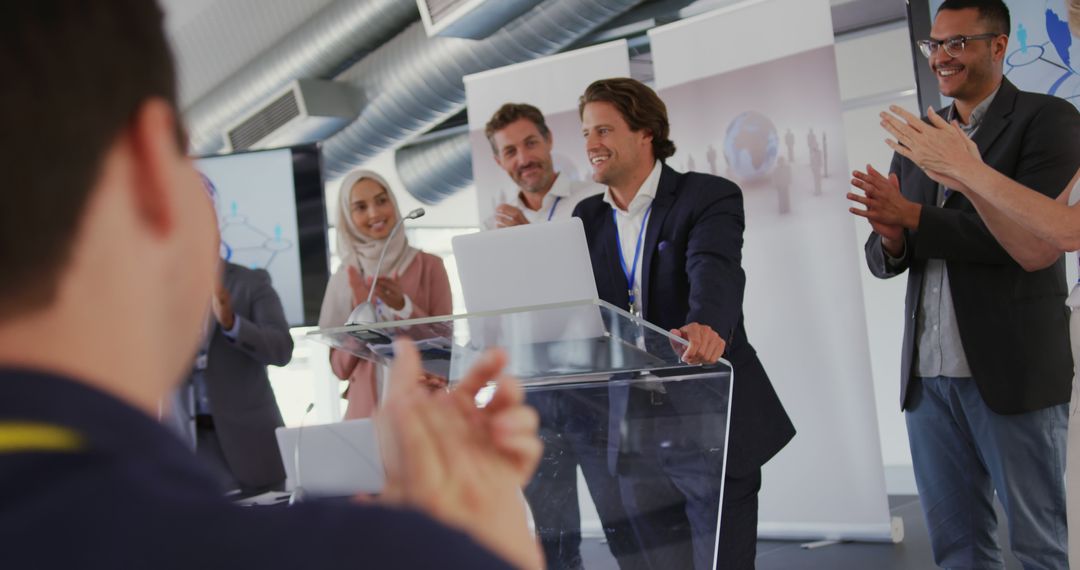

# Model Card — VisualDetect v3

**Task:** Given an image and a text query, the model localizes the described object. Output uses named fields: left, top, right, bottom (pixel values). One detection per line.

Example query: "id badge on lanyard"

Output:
left=613, top=205, right=652, bottom=318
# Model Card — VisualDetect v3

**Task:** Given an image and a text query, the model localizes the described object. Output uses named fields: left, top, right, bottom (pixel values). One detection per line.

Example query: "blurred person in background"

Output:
left=164, top=173, right=293, bottom=497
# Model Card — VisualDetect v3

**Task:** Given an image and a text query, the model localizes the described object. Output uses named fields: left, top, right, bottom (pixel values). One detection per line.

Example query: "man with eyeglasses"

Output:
left=847, top=0, right=1080, bottom=568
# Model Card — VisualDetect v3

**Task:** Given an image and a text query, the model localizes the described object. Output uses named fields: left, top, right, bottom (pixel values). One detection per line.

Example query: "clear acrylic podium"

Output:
left=309, top=299, right=733, bottom=570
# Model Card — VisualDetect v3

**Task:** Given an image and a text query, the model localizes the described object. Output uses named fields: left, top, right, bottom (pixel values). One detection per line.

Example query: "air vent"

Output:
left=222, top=79, right=359, bottom=152
left=425, top=0, right=463, bottom=25
left=417, top=0, right=542, bottom=39
left=227, top=91, right=301, bottom=151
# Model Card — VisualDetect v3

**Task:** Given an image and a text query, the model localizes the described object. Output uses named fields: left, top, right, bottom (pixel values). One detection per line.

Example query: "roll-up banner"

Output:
left=649, top=0, right=900, bottom=542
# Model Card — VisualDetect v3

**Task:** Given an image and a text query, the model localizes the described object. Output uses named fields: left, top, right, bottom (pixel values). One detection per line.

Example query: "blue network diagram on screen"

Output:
left=196, top=146, right=329, bottom=327
left=926, top=0, right=1079, bottom=110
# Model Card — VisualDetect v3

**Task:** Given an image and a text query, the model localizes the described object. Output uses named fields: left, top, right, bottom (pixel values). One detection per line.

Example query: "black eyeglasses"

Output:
left=917, top=33, right=999, bottom=58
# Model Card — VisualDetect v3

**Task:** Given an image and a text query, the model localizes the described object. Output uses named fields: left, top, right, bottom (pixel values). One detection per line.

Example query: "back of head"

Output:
left=578, top=78, right=677, bottom=161
left=0, top=1, right=180, bottom=322
left=937, top=0, right=1010, bottom=36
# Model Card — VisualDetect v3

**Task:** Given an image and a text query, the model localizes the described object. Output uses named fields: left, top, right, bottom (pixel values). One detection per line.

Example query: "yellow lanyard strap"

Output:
left=0, top=422, right=83, bottom=454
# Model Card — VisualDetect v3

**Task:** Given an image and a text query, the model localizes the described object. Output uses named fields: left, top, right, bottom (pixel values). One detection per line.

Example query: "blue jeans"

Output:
left=906, top=376, right=1068, bottom=569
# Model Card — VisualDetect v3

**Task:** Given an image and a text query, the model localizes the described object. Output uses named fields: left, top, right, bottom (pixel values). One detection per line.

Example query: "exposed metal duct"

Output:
left=393, top=0, right=911, bottom=204
left=395, top=130, right=472, bottom=205
left=321, top=0, right=645, bottom=186
left=184, top=0, right=419, bottom=156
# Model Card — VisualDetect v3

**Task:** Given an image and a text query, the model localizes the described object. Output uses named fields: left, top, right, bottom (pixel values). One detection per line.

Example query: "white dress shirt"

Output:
left=602, top=160, right=663, bottom=316
left=484, top=172, right=602, bottom=229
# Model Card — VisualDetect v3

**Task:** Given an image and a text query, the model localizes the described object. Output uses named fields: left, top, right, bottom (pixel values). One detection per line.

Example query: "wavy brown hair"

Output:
left=578, top=78, right=676, bottom=161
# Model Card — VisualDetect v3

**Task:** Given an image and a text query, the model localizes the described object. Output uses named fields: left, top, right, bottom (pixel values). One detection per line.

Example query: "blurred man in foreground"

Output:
left=0, top=2, right=541, bottom=568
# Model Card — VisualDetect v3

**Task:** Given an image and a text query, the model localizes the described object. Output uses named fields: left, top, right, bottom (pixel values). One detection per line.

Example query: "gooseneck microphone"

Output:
left=289, top=402, right=315, bottom=506
left=347, top=207, right=425, bottom=324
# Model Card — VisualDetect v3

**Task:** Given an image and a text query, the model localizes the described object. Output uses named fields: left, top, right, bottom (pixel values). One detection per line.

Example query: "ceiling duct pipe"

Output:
left=321, top=0, right=645, bottom=185
left=184, top=0, right=419, bottom=156
left=395, top=130, right=472, bottom=205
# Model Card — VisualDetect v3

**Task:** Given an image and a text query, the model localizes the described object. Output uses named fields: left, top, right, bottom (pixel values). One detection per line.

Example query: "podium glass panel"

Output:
left=308, top=299, right=732, bottom=570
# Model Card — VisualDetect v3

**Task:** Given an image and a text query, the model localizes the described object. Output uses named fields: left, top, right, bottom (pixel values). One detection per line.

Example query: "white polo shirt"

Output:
left=483, top=172, right=602, bottom=229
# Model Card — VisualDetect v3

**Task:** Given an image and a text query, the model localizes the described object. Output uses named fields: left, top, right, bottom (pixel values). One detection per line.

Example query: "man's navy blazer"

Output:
left=574, top=164, right=795, bottom=476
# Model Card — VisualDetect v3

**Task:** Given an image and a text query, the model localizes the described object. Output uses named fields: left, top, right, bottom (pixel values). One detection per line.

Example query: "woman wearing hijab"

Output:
left=318, top=170, right=453, bottom=419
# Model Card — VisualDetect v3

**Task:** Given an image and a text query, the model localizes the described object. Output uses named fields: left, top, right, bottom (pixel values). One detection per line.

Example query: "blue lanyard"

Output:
left=612, top=204, right=652, bottom=313
left=546, top=196, right=562, bottom=222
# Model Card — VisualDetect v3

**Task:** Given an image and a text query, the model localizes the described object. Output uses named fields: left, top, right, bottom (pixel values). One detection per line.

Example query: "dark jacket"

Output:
left=574, top=164, right=795, bottom=476
left=865, top=78, right=1080, bottom=414
left=0, top=369, right=513, bottom=569
left=173, top=263, right=295, bottom=488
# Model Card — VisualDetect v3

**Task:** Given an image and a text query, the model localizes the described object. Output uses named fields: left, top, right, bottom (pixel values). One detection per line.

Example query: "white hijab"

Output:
left=319, top=170, right=421, bottom=328
left=335, top=169, right=419, bottom=278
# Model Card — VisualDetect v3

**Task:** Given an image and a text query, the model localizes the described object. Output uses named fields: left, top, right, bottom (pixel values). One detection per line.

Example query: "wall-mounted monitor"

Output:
left=196, top=144, right=329, bottom=327
left=907, top=0, right=1080, bottom=112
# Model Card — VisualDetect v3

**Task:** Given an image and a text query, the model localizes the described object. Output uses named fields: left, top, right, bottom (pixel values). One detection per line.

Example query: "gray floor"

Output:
left=580, top=495, right=1022, bottom=569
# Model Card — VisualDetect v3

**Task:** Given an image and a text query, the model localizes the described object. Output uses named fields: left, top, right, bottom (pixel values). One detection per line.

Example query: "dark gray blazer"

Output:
left=865, top=78, right=1080, bottom=414
left=177, top=263, right=294, bottom=488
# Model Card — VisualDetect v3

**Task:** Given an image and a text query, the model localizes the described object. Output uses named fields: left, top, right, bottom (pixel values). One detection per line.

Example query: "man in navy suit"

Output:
left=574, top=78, right=795, bottom=569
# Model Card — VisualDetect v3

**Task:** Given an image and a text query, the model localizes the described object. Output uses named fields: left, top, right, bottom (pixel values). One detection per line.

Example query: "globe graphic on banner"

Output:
left=722, top=111, right=779, bottom=182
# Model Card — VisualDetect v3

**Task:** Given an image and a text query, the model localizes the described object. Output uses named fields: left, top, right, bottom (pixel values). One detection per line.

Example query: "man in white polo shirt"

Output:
left=482, top=103, right=634, bottom=570
left=483, top=103, right=600, bottom=229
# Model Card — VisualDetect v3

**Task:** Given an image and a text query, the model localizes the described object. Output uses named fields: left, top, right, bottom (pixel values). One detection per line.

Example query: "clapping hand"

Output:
left=879, top=105, right=981, bottom=193
left=370, top=277, right=406, bottom=311
left=211, top=280, right=235, bottom=330
left=494, top=204, right=529, bottom=228
left=848, top=165, right=919, bottom=247
left=347, top=264, right=406, bottom=311
left=376, top=339, right=543, bottom=569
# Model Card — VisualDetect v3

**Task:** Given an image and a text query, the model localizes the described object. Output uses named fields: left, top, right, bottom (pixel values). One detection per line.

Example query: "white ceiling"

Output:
left=159, top=0, right=336, bottom=107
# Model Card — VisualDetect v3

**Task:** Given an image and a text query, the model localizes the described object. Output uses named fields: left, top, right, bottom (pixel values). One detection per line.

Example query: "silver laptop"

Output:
left=451, top=218, right=605, bottom=380
left=453, top=218, right=598, bottom=314
left=275, top=419, right=383, bottom=497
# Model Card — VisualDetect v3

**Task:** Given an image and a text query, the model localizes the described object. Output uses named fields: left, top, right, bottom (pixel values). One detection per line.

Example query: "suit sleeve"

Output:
left=914, top=208, right=1014, bottom=264
left=228, top=269, right=294, bottom=367
left=684, top=183, right=746, bottom=342
left=914, top=99, right=1080, bottom=263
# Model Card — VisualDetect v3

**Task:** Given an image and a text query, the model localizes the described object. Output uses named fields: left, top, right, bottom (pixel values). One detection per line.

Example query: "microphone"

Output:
left=289, top=402, right=316, bottom=506
left=347, top=208, right=426, bottom=324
